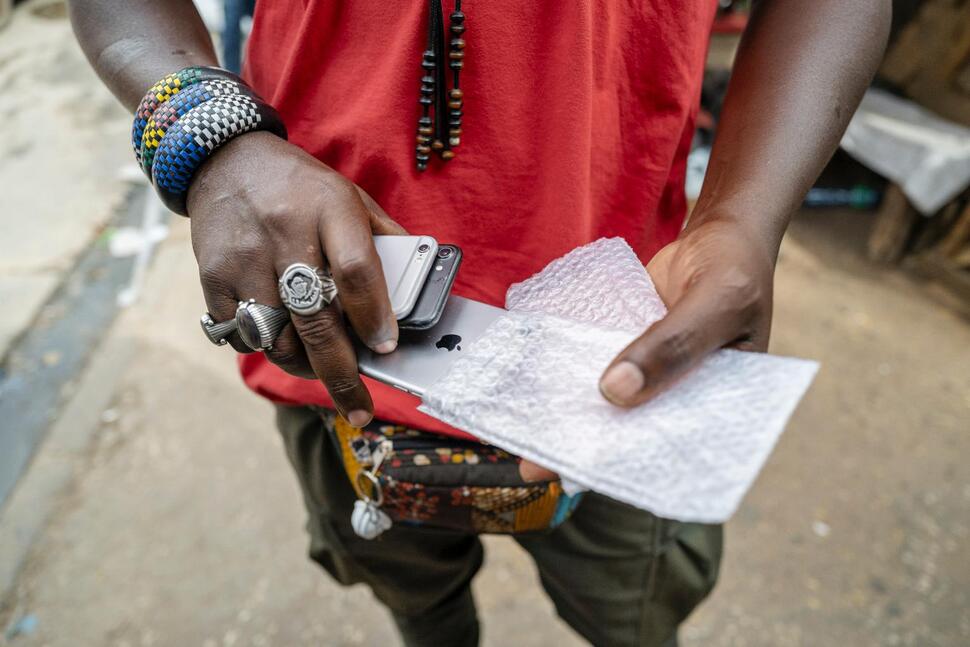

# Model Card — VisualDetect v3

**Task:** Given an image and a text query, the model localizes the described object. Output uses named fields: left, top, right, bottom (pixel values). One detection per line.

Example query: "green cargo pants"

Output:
left=276, top=404, right=723, bottom=647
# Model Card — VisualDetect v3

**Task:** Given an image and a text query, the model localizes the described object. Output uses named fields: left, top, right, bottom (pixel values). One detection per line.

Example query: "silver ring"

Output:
left=200, top=313, right=237, bottom=346
left=235, top=299, right=290, bottom=351
left=279, top=263, right=337, bottom=316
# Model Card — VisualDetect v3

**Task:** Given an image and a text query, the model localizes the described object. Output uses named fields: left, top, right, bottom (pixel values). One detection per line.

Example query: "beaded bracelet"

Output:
left=131, top=66, right=287, bottom=216
left=131, top=66, right=242, bottom=167
left=151, top=93, right=287, bottom=215
left=139, top=78, right=255, bottom=176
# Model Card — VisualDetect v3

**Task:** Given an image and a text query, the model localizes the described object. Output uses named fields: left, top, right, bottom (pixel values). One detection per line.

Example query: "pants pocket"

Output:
left=640, top=521, right=724, bottom=644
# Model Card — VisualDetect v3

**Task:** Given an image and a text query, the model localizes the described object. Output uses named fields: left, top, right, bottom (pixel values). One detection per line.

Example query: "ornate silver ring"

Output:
left=278, top=262, right=337, bottom=316
left=235, top=299, right=290, bottom=351
left=200, top=313, right=237, bottom=346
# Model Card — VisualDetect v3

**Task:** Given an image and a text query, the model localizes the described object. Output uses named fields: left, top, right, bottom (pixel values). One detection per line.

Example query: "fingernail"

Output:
left=347, top=410, right=372, bottom=428
left=600, top=361, right=644, bottom=403
left=373, top=339, right=397, bottom=354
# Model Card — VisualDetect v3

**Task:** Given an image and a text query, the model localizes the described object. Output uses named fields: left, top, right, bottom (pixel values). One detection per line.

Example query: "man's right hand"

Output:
left=187, top=131, right=406, bottom=427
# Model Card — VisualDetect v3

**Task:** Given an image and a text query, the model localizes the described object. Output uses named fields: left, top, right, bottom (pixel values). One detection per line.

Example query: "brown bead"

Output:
left=450, top=88, right=463, bottom=99
left=449, top=127, right=462, bottom=136
left=431, top=140, right=445, bottom=151
left=440, top=150, right=455, bottom=160
left=418, top=126, right=433, bottom=135
left=449, top=50, right=464, bottom=60
left=416, top=144, right=431, bottom=154
left=448, top=99, right=462, bottom=109
left=416, top=135, right=430, bottom=144
left=451, top=38, right=466, bottom=50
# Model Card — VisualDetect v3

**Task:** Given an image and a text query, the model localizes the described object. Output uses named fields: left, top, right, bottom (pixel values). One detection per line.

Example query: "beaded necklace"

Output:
left=415, top=0, right=465, bottom=171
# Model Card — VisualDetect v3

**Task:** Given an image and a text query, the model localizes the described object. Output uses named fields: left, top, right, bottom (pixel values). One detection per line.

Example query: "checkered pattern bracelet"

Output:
left=151, top=93, right=287, bottom=215
left=131, top=66, right=242, bottom=167
left=139, top=78, right=255, bottom=176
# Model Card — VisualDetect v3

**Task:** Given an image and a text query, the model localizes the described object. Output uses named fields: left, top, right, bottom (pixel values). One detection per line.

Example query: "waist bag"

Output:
left=318, top=411, right=583, bottom=538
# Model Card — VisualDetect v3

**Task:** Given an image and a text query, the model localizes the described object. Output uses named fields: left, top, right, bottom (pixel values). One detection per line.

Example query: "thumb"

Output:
left=599, top=279, right=753, bottom=407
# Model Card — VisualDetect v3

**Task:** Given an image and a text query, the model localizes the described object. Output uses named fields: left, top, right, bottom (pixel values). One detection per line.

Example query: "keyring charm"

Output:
left=355, top=469, right=384, bottom=506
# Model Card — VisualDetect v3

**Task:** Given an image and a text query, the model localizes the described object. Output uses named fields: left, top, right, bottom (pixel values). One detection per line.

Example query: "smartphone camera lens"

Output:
left=437, top=247, right=453, bottom=260
left=418, top=243, right=431, bottom=254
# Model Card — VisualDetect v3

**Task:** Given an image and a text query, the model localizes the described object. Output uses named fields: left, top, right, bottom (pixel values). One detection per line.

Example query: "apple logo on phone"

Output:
left=435, top=334, right=462, bottom=352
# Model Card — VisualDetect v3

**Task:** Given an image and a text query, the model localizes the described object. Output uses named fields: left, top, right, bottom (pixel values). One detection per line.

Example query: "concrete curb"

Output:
left=0, top=334, right=134, bottom=605
left=0, top=186, right=167, bottom=609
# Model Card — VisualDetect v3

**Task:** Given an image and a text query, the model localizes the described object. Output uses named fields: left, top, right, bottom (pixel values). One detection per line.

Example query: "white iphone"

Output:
left=374, top=235, right=438, bottom=319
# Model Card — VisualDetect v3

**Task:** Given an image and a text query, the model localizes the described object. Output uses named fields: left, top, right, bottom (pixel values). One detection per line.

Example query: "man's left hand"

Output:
left=600, top=218, right=776, bottom=406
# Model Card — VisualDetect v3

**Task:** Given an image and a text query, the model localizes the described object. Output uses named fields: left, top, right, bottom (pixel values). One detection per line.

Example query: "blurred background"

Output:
left=0, top=0, right=968, bottom=645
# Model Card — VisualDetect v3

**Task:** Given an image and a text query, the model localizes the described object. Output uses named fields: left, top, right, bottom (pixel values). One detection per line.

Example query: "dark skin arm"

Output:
left=598, top=0, right=892, bottom=405
left=527, top=0, right=892, bottom=481
left=70, top=0, right=405, bottom=428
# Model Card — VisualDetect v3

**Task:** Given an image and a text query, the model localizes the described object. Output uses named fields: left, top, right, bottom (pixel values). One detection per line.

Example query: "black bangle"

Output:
left=131, top=66, right=243, bottom=168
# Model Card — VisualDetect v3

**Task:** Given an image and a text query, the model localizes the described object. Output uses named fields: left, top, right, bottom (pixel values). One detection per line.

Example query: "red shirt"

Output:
left=240, top=1, right=716, bottom=438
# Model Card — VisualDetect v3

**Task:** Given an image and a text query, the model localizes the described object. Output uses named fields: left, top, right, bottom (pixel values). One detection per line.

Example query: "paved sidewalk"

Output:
left=0, top=0, right=130, bottom=359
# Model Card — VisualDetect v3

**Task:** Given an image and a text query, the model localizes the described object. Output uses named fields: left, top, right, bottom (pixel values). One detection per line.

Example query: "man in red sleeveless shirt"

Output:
left=72, top=1, right=889, bottom=644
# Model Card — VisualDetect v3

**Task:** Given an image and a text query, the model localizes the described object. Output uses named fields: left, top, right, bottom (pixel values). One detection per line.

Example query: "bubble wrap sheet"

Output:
left=419, top=238, right=819, bottom=523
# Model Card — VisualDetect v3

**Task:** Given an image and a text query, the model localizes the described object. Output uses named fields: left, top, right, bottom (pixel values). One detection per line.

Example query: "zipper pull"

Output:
left=370, top=439, right=393, bottom=473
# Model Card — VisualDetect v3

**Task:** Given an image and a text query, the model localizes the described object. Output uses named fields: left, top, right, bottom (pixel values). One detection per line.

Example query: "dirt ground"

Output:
left=1, top=2, right=969, bottom=646
left=0, top=207, right=967, bottom=647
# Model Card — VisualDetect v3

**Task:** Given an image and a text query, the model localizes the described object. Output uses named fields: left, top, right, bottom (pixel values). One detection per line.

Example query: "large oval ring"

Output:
left=278, top=263, right=338, bottom=316
left=235, top=299, right=290, bottom=351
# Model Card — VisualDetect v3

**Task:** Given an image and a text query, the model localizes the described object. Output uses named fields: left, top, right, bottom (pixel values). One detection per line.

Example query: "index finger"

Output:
left=318, top=184, right=398, bottom=353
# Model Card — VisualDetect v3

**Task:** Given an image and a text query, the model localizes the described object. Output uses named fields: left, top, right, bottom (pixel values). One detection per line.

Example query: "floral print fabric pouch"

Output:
left=320, top=411, right=583, bottom=538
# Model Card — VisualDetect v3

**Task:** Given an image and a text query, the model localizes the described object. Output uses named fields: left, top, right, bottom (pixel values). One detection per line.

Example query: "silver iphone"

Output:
left=374, top=235, right=438, bottom=319
left=357, top=295, right=504, bottom=397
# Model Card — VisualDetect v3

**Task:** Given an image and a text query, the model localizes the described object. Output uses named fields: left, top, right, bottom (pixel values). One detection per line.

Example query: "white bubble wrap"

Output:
left=419, top=238, right=818, bottom=523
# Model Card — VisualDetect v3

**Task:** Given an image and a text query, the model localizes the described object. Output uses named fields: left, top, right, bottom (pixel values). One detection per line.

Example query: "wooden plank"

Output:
left=908, top=251, right=970, bottom=318
left=867, top=183, right=919, bottom=264
left=880, top=0, right=970, bottom=127
left=937, top=200, right=970, bottom=260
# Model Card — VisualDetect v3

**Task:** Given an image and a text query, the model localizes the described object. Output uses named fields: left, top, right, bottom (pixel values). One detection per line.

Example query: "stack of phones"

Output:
left=362, top=236, right=505, bottom=397
left=375, top=235, right=462, bottom=330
